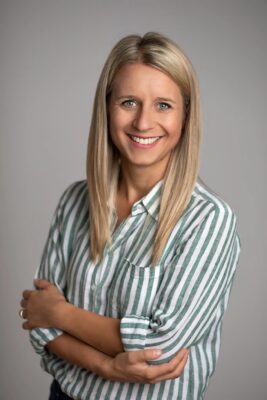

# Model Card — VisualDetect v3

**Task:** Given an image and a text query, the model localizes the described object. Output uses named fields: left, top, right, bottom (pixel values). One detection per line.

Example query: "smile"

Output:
left=128, top=134, right=162, bottom=145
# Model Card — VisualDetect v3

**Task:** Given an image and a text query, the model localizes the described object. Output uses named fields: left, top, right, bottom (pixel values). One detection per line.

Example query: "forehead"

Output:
left=111, top=63, right=182, bottom=98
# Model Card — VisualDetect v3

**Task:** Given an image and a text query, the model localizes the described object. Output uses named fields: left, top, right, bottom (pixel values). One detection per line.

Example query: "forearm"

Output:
left=46, top=333, right=189, bottom=384
left=54, top=303, right=123, bottom=356
left=47, top=332, right=111, bottom=376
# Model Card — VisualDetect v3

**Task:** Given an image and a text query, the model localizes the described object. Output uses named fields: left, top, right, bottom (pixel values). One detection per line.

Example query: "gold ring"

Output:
left=19, top=309, right=24, bottom=319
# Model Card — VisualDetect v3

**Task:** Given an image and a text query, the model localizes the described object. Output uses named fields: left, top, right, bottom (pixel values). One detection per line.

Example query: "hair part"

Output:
left=86, top=32, right=201, bottom=265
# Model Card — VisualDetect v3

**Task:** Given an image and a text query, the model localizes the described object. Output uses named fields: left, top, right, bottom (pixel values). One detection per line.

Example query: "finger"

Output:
left=127, top=349, right=162, bottom=364
left=22, top=290, right=34, bottom=300
left=151, top=351, right=190, bottom=383
left=20, top=299, right=27, bottom=308
left=166, top=348, right=189, bottom=370
left=34, top=279, right=51, bottom=290
left=152, top=355, right=188, bottom=383
left=143, top=349, right=189, bottom=382
left=22, top=320, right=31, bottom=330
left=19, top=308, right=26, bottom=319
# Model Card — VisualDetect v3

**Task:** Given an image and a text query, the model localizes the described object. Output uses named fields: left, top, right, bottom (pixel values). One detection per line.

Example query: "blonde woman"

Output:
left=20, top=32, right=241, bottom=399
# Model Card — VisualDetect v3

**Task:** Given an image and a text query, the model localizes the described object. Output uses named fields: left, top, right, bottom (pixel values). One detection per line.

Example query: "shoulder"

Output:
left=189, top=180, right=241, bottom=251
left=166, top=180, right=241, bottom=262
left=58, top=179, right=88, bottom=208
left=172, top=180, right=240, bottom=251
left=190, top=180, right=241, bottom=269
left=190, top=179, right=237, bottom=224
left=54, top=180, right=88, bottom=224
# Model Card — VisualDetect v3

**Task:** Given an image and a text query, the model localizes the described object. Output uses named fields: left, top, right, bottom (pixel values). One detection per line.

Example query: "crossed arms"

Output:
left=21, top=184, right=240, bottom=384
left=21, top=279, right=189, bottom=383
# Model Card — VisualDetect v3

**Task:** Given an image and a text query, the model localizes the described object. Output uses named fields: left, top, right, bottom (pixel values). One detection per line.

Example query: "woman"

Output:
left=20, top=32, right=241, bottom=399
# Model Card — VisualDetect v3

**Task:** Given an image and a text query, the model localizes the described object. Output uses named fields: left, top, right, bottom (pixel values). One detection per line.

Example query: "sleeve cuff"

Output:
left=120, top=315, right=175, bottom=364
left=30, top=327, right=64, bottom=357
left=120, top=315, right=150, bottom=351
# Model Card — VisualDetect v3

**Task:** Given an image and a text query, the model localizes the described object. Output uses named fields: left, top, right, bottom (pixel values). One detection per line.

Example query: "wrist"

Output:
left=54, top=301, right=75, bottom=331
left=99, top=357, right=115, bottom=380
left=84, top=347, right=112, bottom=378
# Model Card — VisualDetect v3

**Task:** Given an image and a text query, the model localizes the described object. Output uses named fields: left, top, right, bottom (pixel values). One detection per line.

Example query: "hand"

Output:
left=20, top=279, right=67, bottom=329
left=102, top=348, right=189, bottom=384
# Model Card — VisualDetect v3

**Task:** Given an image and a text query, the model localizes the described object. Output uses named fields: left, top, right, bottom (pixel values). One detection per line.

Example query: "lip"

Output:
left=127, top=133, right=163, bottom=149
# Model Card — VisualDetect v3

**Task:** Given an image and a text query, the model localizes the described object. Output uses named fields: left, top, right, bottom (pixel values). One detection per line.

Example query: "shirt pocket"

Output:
left=107, top=257, right=165, bottom=318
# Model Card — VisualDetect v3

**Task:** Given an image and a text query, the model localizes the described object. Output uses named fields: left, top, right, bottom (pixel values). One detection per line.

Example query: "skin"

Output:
left=109, top=63, right=185, bottom=209
left=21, top=63, right=189, bottom=382
left=21, top=280, right=189, bottom=383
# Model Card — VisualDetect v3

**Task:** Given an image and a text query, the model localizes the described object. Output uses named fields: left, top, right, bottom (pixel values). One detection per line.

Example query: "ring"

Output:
left=19, top=309, right=25, bottom=319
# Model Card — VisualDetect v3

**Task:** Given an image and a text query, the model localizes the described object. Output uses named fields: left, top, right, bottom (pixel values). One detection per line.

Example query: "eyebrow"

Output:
left=114, top=95, right=177, bottom=104
left=156, top=97, right=177, bottom=104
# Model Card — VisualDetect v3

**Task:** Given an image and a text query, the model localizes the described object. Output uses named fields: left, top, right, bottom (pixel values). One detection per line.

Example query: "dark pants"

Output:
left=49, top=380, right=73, bottom=400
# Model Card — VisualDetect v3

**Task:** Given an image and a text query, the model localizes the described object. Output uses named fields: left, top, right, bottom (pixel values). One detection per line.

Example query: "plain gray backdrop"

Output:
left=1, top=0, right=266, bottom=399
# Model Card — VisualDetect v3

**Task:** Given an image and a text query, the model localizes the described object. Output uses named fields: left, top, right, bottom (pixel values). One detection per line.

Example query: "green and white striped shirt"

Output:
left=30, top=179, right=241, bottom=400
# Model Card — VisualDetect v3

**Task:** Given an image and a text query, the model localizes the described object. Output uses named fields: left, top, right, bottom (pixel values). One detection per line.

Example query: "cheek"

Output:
left=109, top=111, right=133, bottom=138
left=108, top=122, right=118, bottom=148
left=167, top=120, right=183, bottom=141
left=108, top=115, right=127, bottom=151
left=108, top=111, right=118, bottom=136
left=109, top=110, right=122, bottom=132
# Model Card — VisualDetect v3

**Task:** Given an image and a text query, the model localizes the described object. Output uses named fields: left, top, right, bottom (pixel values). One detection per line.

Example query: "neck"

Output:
left=118, top=160, right=167, bottom=205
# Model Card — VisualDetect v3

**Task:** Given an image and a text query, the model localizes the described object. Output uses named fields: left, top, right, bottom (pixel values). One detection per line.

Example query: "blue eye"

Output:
left=158, top=102, right=171, bottom=110
left=121, top=99, right=137, bottom=108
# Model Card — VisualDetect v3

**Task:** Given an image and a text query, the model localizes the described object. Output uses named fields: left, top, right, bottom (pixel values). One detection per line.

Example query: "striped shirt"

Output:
left=30, top=179, right=241, bottom=400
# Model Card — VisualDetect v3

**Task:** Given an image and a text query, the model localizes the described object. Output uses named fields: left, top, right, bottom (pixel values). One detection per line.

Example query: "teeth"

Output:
left=129, top=135, right=160, bottom=144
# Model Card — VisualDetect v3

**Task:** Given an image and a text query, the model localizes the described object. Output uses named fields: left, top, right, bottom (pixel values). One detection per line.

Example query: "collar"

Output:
left=130, top=180, right=163, bottom=221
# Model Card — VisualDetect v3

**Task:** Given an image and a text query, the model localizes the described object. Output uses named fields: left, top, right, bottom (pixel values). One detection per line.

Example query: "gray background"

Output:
left=1, top=0, right=266, bottom=399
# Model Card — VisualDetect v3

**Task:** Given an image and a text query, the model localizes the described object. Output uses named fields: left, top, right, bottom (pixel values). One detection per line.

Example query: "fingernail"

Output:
left=153, top=349, right=162, bottom=357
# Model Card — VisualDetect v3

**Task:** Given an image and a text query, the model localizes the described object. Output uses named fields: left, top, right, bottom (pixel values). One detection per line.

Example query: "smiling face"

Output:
left=108, top=63, right=185, bottom=179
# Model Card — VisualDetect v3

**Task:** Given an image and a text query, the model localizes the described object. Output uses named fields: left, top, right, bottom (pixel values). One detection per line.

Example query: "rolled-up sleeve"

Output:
left=120, top=204, right=241, bottom=363
left=29, top=185, right=73, bottom=356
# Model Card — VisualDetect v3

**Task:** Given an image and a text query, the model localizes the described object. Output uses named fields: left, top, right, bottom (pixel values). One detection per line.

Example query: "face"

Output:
left=108, top=63, right=185, bottom=177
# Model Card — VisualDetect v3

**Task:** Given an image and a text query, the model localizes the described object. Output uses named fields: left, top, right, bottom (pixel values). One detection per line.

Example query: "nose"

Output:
left=132, top=105, right=155, bottom=132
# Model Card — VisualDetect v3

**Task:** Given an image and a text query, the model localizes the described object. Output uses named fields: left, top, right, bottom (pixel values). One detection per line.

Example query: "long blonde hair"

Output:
left=86, top=32, right=201, bottom=264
